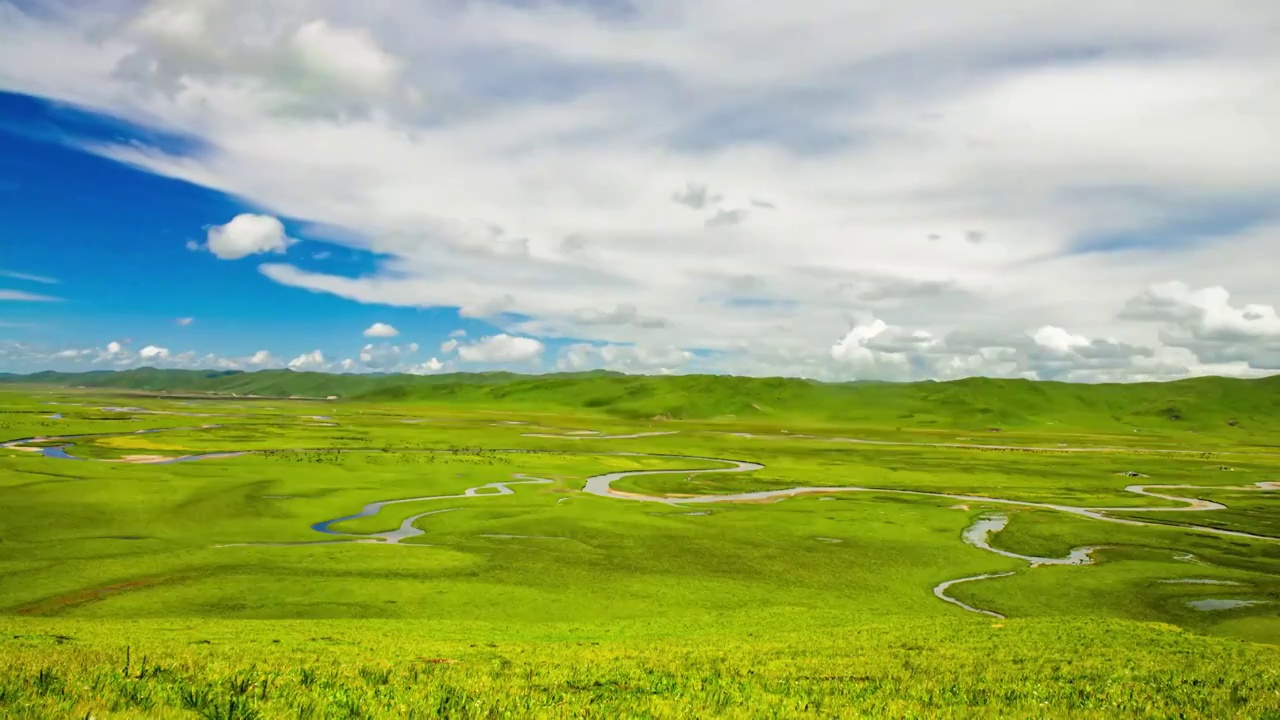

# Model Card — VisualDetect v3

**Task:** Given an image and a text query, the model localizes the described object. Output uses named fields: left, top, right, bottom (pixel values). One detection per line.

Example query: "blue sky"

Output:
left=1, top=1, right=1278, bottom=381
left=0, top=90, right=522, bottom=373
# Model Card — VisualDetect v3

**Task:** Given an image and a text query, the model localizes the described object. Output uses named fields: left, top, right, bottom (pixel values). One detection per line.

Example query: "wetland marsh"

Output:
left=2, top=378, right=1278, bottom=718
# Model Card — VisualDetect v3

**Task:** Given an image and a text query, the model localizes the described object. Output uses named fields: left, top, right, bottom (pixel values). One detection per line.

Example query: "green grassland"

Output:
left=1, top=374, right=1279, bottom=718
left=6, top=367, right=1280, bottom=439
left=6, top=618, right=1280, bottom=719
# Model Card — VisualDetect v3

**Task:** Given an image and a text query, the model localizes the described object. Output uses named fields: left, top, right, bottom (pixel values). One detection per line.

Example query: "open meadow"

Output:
left=8, top=0, right=1280, bottom=715
left=1, top=373, right=1279, bottom=718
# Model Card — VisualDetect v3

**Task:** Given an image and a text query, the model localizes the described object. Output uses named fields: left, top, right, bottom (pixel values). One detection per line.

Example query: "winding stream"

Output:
left=521, top=431, right=680, bottom=440
left=581, top=454, right=1280, bottom=543
left=719, top=431, right=1280, bottom=457
left=308, top=474, right=554, bottom=544
left=575, top=454, right=1279, bottom=616
left=5, top=424, right=1277, bottom=617
left=932, top=572, right=1016, bottom=618
left=961, top=515, right=1101, bottom=567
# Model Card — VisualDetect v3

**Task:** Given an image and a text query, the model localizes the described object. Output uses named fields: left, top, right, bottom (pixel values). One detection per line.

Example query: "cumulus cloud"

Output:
left=3, top=340, right=444, bottom=376
left=247, top=350, right=278, bottom=367
left=440, top=339, right=458, bottom=353
left=817, top=313, right=1174, bottom=382
left=362, top=322, right=399, bottom=338
left=287, top=349, right=327, bottom=371
left=138, top=345, right=170, bottom=361
left=1121, top=282, right=1280, bottom=369
left=26, top=341, right=294, bottom=375
left=405, top=357, right=445, bottom=374
left=830, top=317, right=911, bottom=377
left=1032, top=326, right=1089, bottom=354
left=290, top=19, right=400, bottom=95
left=206, top=214, right=295, bottom=260
left=358, top=342, right=419, bottom=369
left=557, top=343, right=693, bottom=374
left=1122, top=282, right=1280, bottom=340
left=4, top=2, right=1280, bottom=382
left=457, top=334, right=544, bottom=363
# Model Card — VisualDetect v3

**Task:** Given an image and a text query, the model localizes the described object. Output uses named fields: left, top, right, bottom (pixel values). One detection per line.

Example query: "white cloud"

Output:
left=205, top=214, right=294, bottom=260
left=247, top=350, right=277, bottom=367
left=287, top=349, right=327, bottom=371
left=362, top=322, right=399, bottom=338
left=0, top=270, right=58, bottom=284
left=138, top=345, right=170, bottom=361
left=672, top=182, right=722, bottom=210
left=440, top=339, right=458, bottom=353
left=290, top=19, right=399, bottom=95
left=457, top=334, right=544, bottom=363
left=0, top=289, right=61, bottom=302
left=405, top=357, right=445, bottom=374
left=572, top=304, right=665, bottom=329
left=358, top=342, right=418, bottom=369
left=459, top=295, right=516, bottom=319
left=3, top=3, right=1280, bottom=382
left=448, top=329, right=467, bottom=338
left=557, top=343, right=693, bottom=374
left=1121, top=282, right=1280, bottom=369
left=176, top=317, right=194, bottom=326
left=830, top=317, right=911, bottom=378
left=2, top=340, right=446, bottom=376
left=1032, top=326, right=1090, bottom=354
left=810, top=313, right=1174, bottom=382
left=1122, top=282, right=1280, bottom=340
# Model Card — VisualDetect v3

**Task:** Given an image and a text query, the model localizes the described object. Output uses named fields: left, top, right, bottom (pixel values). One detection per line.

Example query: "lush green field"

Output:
left=6, top=618, right=1280, bottom=719
left=1, top=379, right=1278, bottom=718
left=6, top=367, right=1280, bottom=438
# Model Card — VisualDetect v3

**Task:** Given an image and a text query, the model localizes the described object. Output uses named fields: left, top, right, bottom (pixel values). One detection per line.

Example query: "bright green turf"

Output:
left=5, top=618, right=1280, bottom=719
left=1, top=384, right=1278, bottom=718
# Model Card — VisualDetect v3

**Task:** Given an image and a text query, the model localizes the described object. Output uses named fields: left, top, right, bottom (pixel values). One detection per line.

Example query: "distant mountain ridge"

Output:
left=3, top=367, right=1279, bottom=436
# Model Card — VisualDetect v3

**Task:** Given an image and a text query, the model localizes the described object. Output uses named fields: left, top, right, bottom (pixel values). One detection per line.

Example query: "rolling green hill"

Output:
left=3, top=368, right=1279, bottom=436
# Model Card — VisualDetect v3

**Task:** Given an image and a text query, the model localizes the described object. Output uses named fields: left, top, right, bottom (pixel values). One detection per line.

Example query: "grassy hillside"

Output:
left=3, top=368, right=1280, bottom=435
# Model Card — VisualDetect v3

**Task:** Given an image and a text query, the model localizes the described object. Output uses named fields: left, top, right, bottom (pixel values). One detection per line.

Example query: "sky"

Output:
left=1, top=0, right=1279, bottom=382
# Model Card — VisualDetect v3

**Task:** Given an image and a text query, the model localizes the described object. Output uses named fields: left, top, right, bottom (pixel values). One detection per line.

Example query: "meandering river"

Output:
left=5, top=424, right=1276, bottom=617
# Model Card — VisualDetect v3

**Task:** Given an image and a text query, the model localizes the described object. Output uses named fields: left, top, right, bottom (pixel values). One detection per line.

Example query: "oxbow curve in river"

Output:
left=5, top=425, right=1277, bottom=617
